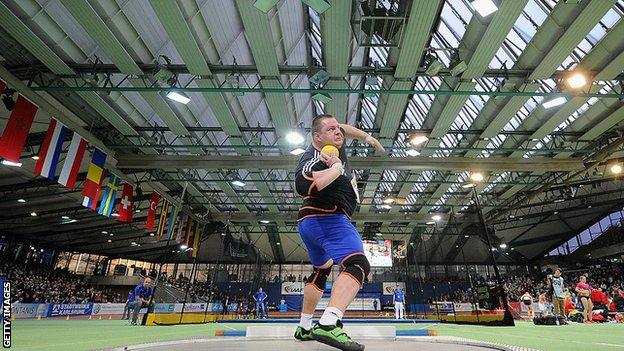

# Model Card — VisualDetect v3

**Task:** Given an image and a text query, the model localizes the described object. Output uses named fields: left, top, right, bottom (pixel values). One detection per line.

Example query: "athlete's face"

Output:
left=554, top=270, right=561, bottom=277
left=314, top=117, right=344, bottom=148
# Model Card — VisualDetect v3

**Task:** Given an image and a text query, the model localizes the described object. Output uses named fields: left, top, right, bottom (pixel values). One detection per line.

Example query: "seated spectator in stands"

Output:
left=129, top=277, right=154, bottom=325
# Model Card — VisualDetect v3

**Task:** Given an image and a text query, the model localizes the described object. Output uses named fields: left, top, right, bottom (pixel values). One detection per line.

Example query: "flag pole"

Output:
left=143, top=181, right=188, bottom=325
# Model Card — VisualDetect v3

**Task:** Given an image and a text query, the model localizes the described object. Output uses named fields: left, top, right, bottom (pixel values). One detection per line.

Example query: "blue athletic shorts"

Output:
left=297, top=214, right=364, bottom=267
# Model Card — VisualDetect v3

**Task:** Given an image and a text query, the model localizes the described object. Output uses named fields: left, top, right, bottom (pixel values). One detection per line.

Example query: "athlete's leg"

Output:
left=311, top=215, right=367, bottom=351
left=296, top=218, right=332, bottom=341
left=302, top=259, right=333, bottom=316
left=394, top=303, right=399, bottom=319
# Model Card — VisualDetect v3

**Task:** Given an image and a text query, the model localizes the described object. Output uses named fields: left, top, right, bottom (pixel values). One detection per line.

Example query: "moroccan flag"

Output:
left=0, top=95, right=38, bottom=163
left=156, top=199, right=171, bottom=237
left=82, top=148, right=107, bottom=198
left=117, top=182, right=134, bottom=223
left=191, top=222, right=202, bottom=258
left=146, top=192, right=160, bottom=230
left=58, top=132, right=88, bottom=188
left=33, top=118, right=68, bottom=180
left=98, top=174, right=121, bottom=217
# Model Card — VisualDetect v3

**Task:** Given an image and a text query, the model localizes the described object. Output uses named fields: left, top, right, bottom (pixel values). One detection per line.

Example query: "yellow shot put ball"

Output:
left=321, top=144, right=339, bottom=157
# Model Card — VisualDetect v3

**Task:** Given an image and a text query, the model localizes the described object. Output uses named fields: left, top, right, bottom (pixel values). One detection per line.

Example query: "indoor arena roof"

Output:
left=0, top=0, right=623, bottom=265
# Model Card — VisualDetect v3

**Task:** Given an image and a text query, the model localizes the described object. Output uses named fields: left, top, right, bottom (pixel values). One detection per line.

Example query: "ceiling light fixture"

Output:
left=231, top=180, right=246, bottom=187
left=543, top=96, right=567, bottom=109
left=379, top=204, right=392, bottom=210
left=17, top=199, right=26, bottom=203
left=566, top=72, right=587, bottom=89
left=31, top=155, right=39, bottom=160
left=406, top=149, right=420, bottom=157
left=471, top=0, right=498, bottom=17
left=432, top=215, right=441, bottom=221
left=165, top=91, right=191, bottom=104
left=30, top=212, right=37, bottom=217
left=285, top=132, right=305, bottom=145
left=610, top=164, right=622, bottom=174
left=408, top=134, right=429, bottom=146
left=382, top=197, right=395, bottom=205
left=470, top=172, right=484, bottom=182
left=260, top=220, right=270, bottom=224
left=290, top=148, right=306, bottom=156
left=462, top=183, right=476, bottom=188
left=1, top=160, right=22, bottom=167
left=499, top=243, right=508, bottom=249
left=449, top=49, right=467, bottom=77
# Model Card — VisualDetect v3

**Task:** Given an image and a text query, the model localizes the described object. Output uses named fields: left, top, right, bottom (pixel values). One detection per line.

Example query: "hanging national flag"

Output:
left=175, top=214, right=188, bottom=244
left=165, top=204, right=178, bottom=239
left=191, top=222, right=202, bottom=258
left=98, top=174, right=121, bottom=217
left=58, top=132, right=88, bottom=188
left=183, top=217, right=193, bottom=246
left=117, top=182, right=134, bottom=223
left=82, top=148, right=107, bottom=199
left=146, top=192, right=160, bottom=231
left=82, top=172, right=104, bottom=211
left=0, top=95, right=38, bottom=163
left=33, top=118, right=68, bottom=180
left=156, top=199, right=171, bottom=237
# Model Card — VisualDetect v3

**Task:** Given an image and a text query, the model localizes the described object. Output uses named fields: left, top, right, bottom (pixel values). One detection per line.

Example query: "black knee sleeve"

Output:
left=305, top=266, right=331, bottom=292
left=340, top=253, right=370, bottom=286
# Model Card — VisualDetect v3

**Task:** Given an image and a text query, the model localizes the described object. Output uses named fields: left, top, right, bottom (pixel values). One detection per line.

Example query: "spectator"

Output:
left=129, top=277, right=154, bottom=325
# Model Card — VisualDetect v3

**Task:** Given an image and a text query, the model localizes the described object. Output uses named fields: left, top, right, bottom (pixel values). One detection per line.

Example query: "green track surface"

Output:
left=11, top=319, right=624, bottom=351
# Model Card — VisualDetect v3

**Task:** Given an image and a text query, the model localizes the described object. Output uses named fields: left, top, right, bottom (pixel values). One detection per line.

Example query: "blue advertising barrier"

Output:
left=46, top=303, right=93, bottom=317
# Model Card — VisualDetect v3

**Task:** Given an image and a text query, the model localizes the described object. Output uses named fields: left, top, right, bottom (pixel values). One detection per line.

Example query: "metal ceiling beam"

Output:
left=11, top=63, right=620, bottom=80
left=207, top=211, right=472, bottom=224
left=59, top=0, right=190, bottom=136
left=116, top=154, right=584, bottom=172
left=29, top=83, right=624, bottom=99
left=0, top=1, right=138, bottom=137
left=321, top=0, right=351, bottom=123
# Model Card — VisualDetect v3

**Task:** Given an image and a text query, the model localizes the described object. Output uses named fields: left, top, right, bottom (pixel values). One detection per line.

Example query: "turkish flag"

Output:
left=146, top=192, right=160, bottom=230
left=0, top=95, right=38, bottom=163
left=117, top=183, right=134, bottom=223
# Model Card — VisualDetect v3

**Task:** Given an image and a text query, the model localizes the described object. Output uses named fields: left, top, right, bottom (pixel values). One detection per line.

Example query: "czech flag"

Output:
left=33, top=118, right=68, bottom=180
left=82, top=148, right=107, bottom=199
left=58, top=132, right=88, bottom=189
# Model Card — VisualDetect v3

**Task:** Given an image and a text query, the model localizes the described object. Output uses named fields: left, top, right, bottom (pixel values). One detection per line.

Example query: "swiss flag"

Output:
left=117, top=182, right=134, bottom=223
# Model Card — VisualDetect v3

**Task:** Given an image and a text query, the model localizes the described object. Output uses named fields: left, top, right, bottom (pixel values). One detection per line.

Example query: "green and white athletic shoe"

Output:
left=294, top=326, right=314, bottom=341
left=311, top=320, right=365, bottom=351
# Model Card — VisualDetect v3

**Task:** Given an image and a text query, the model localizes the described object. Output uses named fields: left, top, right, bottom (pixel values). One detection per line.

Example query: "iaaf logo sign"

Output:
left=281, top=282, right=304, bottom=295
left=382, top=282, right=405, bottom=295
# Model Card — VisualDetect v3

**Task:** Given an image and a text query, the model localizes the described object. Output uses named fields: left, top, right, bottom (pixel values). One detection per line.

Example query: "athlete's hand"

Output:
left=320, top=152, right=342, bottom=168
left=365, top=135, right=385, bottom=153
